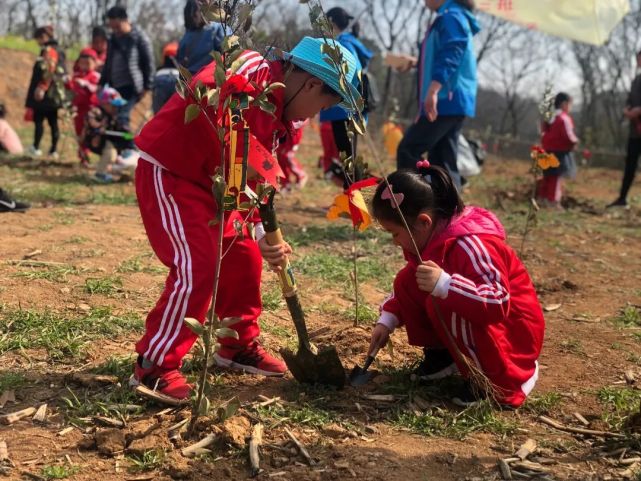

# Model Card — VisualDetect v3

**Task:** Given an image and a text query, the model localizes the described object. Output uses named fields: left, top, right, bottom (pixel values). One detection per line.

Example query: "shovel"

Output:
left=349, top=348, right=379, bottom=387
left=258, top=192, right=346, bottom=388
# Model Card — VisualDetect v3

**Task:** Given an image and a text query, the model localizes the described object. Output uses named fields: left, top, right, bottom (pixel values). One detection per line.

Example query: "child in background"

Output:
left=277, top=122, right=308, bottom=191
left=152, top=42, right=180, bottom=114
left=82, top=87, right=133, bottom=183
left=538, top=92, right=578, bottom=208
left=70, top=48, right=101, bottom=165
left=25, top=25, right=67, bottom=159
left=368, top=162, right=545, bottom=408
left=131, top=37, right=361, bottom=404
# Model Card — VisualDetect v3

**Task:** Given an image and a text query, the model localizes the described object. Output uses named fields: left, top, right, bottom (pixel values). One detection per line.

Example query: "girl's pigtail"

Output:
left=416, top=161, right=464, bottom=221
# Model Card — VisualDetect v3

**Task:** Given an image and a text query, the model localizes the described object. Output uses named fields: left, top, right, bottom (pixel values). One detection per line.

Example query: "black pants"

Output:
left=397, top=115, right=464, bottom=188
left=618, top=137, right=641, bottom=201
left=33, top=109, right=60, bottom=153
left=330, top=120, right=362, bottom=185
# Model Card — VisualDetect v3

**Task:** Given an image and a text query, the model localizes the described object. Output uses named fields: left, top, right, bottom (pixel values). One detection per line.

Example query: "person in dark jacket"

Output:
left=100, top=6, right=155, bottom=132
left=25, top=25, right=67, bottom=158
left=608, top=50, right=641, bottom=209
left=177, top=0, right=227, bottom=75
left=396, top=0, right=480, bottom=189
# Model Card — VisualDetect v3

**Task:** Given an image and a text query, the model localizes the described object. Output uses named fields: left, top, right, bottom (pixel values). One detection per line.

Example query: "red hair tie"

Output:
left=416, top=160, right=430, bottom=169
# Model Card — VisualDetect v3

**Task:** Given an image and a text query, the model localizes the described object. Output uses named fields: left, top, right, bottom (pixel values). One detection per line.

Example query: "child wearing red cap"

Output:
left=152, top=42, right=180, bottom=114
left=70, top=48, right=101, bottom=165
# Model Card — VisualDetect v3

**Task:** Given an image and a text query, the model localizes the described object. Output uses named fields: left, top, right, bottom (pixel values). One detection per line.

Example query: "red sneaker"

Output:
left=213, top=341, right=287, bottom=377
left=129, top=357, right=192, bottom=406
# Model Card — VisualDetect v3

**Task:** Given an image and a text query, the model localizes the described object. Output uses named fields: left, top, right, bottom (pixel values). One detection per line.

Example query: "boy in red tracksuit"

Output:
left=539, top=92, right=578, bottom=208
left=69, top=48, right=101, bottom=164
left=277, top=122, right=307, bottom=191
left=131, top=37, right=362, bottom=404
left=368, top=161, right=545, bottom=408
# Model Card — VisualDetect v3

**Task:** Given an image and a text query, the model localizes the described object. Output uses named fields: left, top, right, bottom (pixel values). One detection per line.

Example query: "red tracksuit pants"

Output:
left=391, top=265, right=534, bottom=405
left=319, top=121, right=339, bottom=173
left=135, top=160, right=262, bottom=369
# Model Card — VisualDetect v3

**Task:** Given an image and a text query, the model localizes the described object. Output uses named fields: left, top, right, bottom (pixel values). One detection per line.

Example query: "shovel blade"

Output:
left=348, top=365, right=374, bottom=387
left=281, top=345, right=346, bottom=388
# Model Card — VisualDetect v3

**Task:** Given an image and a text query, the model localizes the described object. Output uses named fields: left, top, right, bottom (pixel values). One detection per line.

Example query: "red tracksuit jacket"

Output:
left=542, top=110, right=578, bottom=152
left=381, top=207, right=545, bottom=406
left=135, top=51, right=290, bottom=191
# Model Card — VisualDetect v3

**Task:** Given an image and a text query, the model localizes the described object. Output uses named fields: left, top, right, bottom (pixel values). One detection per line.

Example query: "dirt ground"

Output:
left=1, top=47, right=641, bottom=481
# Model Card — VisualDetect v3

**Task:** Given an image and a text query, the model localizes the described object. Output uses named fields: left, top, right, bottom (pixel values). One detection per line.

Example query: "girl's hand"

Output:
left=416, top=260, right=443, bottom=293
left=258, top=237, right=292, bottom=272
left=368, top=324, right=391, bottom=356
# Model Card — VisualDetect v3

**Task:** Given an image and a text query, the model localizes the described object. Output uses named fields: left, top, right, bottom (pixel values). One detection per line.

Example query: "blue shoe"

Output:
left=93, top=172, right=114, bottom=184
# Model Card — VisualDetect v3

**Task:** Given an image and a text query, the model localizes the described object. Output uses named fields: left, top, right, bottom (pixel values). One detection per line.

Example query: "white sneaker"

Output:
left=28, top=146, right=42, bottom=157
left=114, top=149, right=139, bottom=169
left=49, top=152, right=59, bottom=160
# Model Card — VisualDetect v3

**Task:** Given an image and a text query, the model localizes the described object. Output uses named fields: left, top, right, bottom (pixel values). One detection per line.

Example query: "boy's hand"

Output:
left=258, top=237, right=292, bottom=272
left=368, top=324, right=391, bottom=356
left=424, top=81, right=442, bottom=122
left=416, top=261, right=443, bottom=293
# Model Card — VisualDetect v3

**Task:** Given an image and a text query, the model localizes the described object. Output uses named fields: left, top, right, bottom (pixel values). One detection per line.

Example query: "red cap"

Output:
left=162, top=41, right=179, bottom=60
left=79, top=47, right=98, bottom=60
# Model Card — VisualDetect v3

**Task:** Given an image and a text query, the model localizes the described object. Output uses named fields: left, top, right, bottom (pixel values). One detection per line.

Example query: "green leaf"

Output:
left=215, top=327, right=240, bottom=340
left=221, top=317, right=242, bottom=327
left=216, top=396, right=240, bottom=422
left=352, top=118, right=366, bottom=135
left=264, top=82, right=285, bottom=94
left=212, top=175, right=227, bottom=205
left=212, top=51, right=224, bottom=67
left=178, top=65, right=192, bottom=83
left=175, top=79, right=187, bottom=100
left=257, top=99, right=277, bottom=116
left=214, top=64, right=226, bottom=88
left=206, top=88, right=220, bottom=108
left=184, top=317, right=204, bottom=337
left=198, top=396, right=210, bottom=416
left=184, top=104, right=200, bottom=124
left=221, top=35, right=239, bottom=54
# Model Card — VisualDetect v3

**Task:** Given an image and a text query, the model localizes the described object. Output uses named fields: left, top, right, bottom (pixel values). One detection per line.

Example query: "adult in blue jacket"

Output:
left=178, top=0, right=228, bottom=75
left=320, top=7, right=373, bottom=184
left=397, top=0, right=479, bottom=188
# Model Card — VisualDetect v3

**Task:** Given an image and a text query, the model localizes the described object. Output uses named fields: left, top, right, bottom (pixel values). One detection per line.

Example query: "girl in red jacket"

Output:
left=131, top=37, right=361, bottom=404
left=70, top=48, right=101, bottom=165
left=538, top=92, right=579, bottom=208
left=368, top=162, right=545, bottom=408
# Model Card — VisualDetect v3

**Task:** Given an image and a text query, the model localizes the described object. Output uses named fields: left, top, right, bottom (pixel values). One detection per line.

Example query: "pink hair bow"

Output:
left=416, top=160, right=430, bottom=169
left=381, top=185, right=404, bottom=209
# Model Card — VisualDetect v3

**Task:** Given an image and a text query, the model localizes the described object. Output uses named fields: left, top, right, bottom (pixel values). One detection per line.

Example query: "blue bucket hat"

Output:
left=283, top=36, right=362, bottom=112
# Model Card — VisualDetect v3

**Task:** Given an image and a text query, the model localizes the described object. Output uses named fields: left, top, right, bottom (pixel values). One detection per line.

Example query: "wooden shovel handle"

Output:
left=264, top=229, right=297, bottom=297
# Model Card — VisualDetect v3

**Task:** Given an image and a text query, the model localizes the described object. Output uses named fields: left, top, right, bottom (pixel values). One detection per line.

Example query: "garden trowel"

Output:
left=349, top=348, right=379, bottom=387
left=258, top=191, right=346, bottom=388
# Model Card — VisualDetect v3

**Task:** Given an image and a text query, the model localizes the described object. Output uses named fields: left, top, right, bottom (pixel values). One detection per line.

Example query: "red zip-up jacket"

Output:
left=381, top=207, right=545, bottom=406
left=542, top=110, right=578, bottom=152
left=135, top=51, right=290, bottom=191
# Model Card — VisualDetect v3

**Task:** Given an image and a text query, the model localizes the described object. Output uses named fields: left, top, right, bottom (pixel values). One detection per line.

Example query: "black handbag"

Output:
left=361, top=70, right=380, bottom=114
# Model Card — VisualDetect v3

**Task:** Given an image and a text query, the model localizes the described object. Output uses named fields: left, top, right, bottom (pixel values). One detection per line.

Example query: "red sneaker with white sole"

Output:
left=129, top=357, right=192, bottom=405
left=213, top=341, right=287, bottom=376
